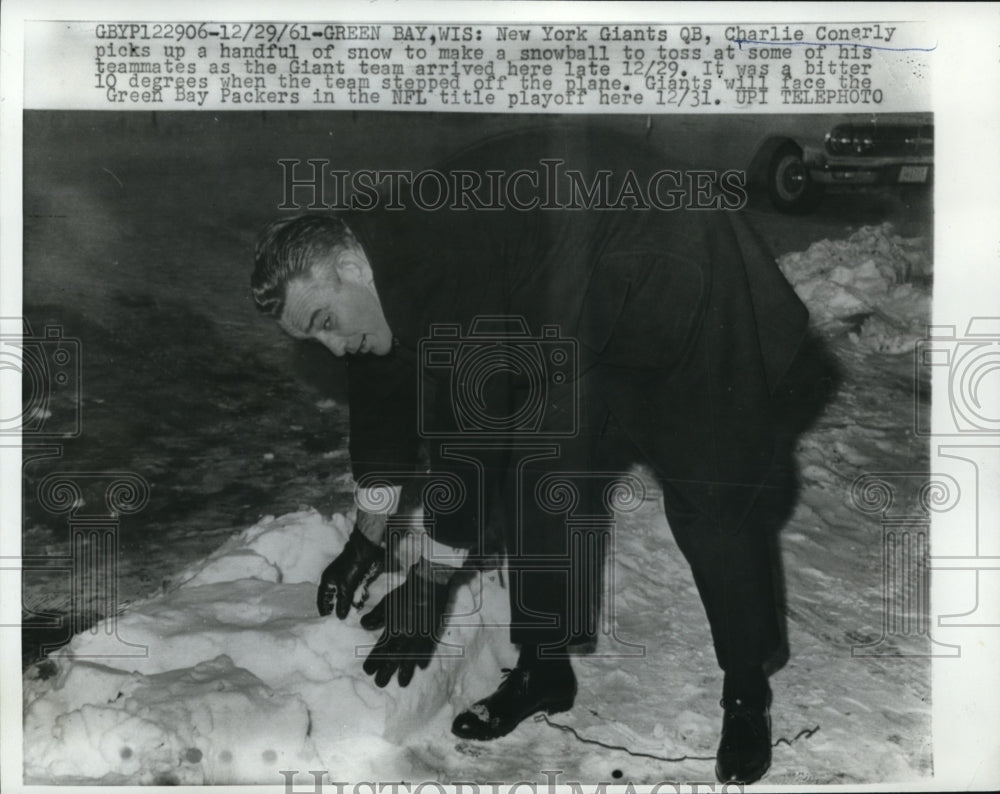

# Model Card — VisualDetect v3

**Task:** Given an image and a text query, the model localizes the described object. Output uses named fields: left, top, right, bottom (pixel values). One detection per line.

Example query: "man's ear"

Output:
left=335, top=247, right=373, bottom=286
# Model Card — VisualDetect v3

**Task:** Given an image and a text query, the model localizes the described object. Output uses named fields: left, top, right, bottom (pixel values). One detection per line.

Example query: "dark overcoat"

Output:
left=343, top=126, right=808, bottom=538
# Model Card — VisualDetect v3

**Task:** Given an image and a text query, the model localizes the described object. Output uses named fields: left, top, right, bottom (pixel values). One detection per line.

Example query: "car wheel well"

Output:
left=748, top=136, right=800, bottom=187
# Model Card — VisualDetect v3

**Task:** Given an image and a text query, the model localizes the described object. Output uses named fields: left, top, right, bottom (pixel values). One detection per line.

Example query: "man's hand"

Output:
left=317, top=527, right=387, bottom=619
left=361, top=562, right=454, bottom=688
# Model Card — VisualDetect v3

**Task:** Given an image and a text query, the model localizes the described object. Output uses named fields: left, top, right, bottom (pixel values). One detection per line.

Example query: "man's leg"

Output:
left=452, top=374, right=612, bottom=739
left=596, top=358, right=790, bottom=784
left=657, top=464, right=790, bottom=785
left=658, top=476, right=786, bottom=677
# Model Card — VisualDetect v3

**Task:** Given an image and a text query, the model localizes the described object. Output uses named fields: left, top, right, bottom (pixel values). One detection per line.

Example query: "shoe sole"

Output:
left=543, top=697, right=575, bottom=716
left=452, top=697, right=575, bottom=741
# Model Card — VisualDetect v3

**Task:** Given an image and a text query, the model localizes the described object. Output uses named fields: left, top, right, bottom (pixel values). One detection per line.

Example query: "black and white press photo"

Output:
left=1, top=3, right=998, bottom=792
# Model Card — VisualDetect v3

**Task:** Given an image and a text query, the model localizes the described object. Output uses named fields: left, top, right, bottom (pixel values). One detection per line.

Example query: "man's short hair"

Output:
left=251, top=214, right=358, bottom=316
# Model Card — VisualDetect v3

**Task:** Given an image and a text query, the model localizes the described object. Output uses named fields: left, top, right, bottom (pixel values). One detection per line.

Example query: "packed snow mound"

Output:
left=777, top=223, right=931, bottom=354
left=22, top=509, right=517, bottom=785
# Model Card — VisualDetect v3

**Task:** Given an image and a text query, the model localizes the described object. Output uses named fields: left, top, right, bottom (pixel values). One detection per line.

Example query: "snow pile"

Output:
left=777, top=223, right=931, bottom=353
left=22, top=509, right=517, bottom=785
left=21, top=494, right=930, bottom=785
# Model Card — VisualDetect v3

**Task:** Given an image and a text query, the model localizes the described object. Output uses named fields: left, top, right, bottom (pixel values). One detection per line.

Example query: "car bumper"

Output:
left=805, top=151, right=934, bottom=186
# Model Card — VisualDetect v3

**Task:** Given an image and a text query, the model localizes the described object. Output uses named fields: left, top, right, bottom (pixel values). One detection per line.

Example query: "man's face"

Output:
left=278, top=253, right=393, bottom=357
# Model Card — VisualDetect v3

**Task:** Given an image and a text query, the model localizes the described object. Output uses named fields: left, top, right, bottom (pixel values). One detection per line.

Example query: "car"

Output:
left=637, top=112, right=933, bottom=214
left=768, top=113, right=933, bottom=212
left=746, top=113, right=934, bottom=213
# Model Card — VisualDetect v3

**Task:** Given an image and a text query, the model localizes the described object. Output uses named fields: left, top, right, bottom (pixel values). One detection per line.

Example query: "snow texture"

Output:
left=24, top=510, right=519, bottom=784
left=23, top=224, right=932, bottom=785
left=777, top=222, right=932, bottom=354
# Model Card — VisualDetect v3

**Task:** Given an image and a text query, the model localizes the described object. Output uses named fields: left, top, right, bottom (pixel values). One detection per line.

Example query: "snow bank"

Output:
left=777, top=223, right=931, bottom=353
left=23, top=509, right=517, bottom=785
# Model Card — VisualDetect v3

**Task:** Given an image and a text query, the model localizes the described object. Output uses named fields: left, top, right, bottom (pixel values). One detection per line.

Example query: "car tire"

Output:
left=767, top=143, right=824, bottom=213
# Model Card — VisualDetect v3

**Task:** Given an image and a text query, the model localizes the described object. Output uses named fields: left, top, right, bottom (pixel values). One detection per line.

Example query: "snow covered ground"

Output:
left=21, top=223, right=933, bottom=786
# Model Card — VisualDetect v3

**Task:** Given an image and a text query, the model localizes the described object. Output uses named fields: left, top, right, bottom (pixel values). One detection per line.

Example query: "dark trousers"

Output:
left=426, top=363, right=789, bottom=674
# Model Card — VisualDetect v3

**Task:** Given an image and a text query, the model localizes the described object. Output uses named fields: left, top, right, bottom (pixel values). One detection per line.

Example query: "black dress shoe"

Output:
left=714, top=693, right=772, bottom=784
left=452, top=656, right=577, bottom=740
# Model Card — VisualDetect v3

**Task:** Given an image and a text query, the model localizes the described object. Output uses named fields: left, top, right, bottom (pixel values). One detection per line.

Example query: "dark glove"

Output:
left=317, top=528, right=387, bottom=619
left=361, top=562, right=454, bottom=688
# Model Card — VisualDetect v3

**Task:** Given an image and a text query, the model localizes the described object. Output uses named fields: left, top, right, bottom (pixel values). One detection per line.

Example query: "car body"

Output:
left=807, top=116, right=933, bottom=186
left=627, top=112, right=932, bottom=213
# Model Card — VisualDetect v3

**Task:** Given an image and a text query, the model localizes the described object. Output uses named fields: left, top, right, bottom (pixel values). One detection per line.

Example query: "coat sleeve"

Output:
left=346, top=351, right=422, bottom=486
